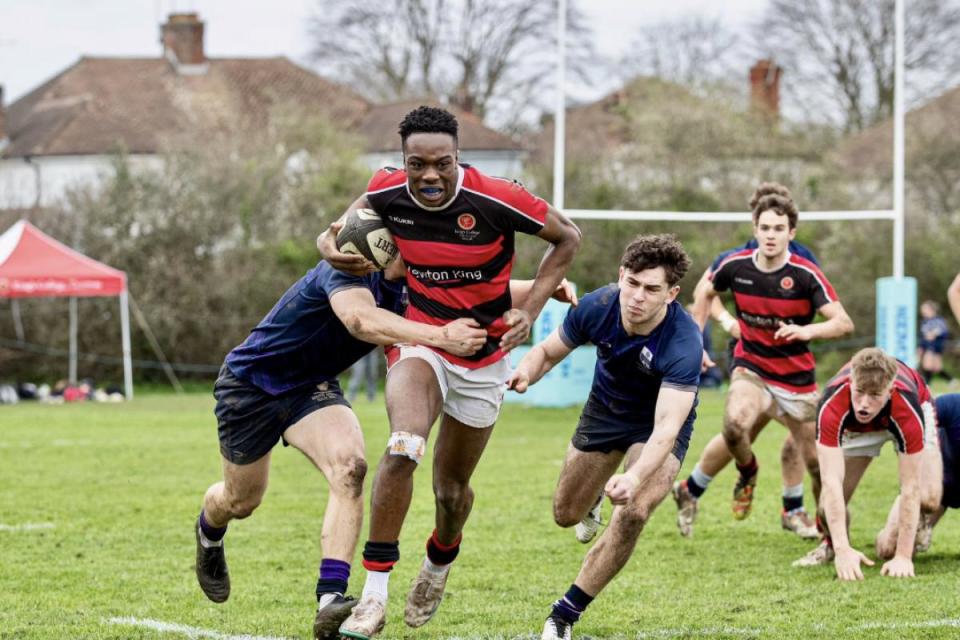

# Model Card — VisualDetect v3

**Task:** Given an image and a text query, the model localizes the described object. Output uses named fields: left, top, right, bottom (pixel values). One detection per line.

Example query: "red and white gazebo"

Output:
left=0, top=220, right=133, bottom=398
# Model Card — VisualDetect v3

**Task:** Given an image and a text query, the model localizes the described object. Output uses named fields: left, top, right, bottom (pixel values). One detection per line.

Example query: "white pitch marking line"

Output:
left=106, top=617, right=294, bottom=640
left=635, top=627, right=761, bottom=639
left=0, top=522, right=55, bottom=532
left=853, top=618, right=960, bottom=631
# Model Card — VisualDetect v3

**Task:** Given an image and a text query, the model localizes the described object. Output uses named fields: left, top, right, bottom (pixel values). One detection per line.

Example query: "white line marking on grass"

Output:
left=0, top=522, right=55, bottom=532
left=106, top=617, right=295, bottom=640
left=853, top=618, right=960, bottom=631
left=635, top=626, right=761, bottom=638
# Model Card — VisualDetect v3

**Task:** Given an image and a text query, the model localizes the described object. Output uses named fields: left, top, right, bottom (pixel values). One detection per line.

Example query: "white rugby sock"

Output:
left=690, top=464, right=714, bottom=489
left=362, top=570, right=390, bottom=603
left=424, top=558, right=449, bottom=575
left=783, top=483, right=804, bottom=498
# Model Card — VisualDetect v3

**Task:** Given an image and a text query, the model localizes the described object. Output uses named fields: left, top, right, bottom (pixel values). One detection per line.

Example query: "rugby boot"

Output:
left=732, top=472, right=757, bottom=520
left=338, top=594, right=386, bottom=640
left=791, top=539, right=835, bottom=567
left=781, top=508, right=819, bottom=540
left=541, top=613, right=573, bottom=640
left=404, top=557, right=450, bottom=627
left=574, top=493, right=603, bottom=543
left=672, top=480, right=699, bottom=538
left=312, top=593, right=356, bottom=640
left=195, top=521, right=230, bottom=603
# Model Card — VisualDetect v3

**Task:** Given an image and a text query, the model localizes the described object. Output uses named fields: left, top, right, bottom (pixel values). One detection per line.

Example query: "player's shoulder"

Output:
left=787, top=253, right=829, bottom=279
left=366, top=167, right=407, bottom=193
left=462, top=165, right=541, bottom=206
left=936, top=393, right=960, bottom=425
left=666, top=301, right=701, bottom=337
left=579, top=283, right=619, bottom=310
left=715, top=247, right=753, bottom=271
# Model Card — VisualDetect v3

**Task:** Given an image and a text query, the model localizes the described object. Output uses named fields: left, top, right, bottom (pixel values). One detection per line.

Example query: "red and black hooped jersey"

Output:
left=366, top=165, right=548, bottom=368
left=817, top=359, right=931, bottom=454
left=710, top=249, right=838, bottom=393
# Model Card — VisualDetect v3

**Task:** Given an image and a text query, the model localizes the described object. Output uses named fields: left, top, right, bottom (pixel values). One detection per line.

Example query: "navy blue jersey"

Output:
left=936, top=394, right=960, bottom=508
left=920, top=315, right=950, bottom=352
left=560, top=286, right=702, bottom=423
left=710, top=240, right=818, bottom=273
left=225, top=261, right=405, bottom=395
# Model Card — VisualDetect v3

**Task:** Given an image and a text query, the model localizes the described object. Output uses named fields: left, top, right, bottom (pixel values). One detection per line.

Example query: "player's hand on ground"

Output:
left=499, top=309, right=532, bottom=352
left=441, top=318, right=488, bottom=357
left=317, top=221, right=376, bottom=276
left=834, top=546, right=874, bottom=581
left=774, top=322, right=813, bottom=343
left=605, top=473, right=639, bottom=505
left=551, top=278, right=578, bottom=306
left=880, top=556, right=914, bottom=578
left=700, top=349, right=716, bottom=372
left=506, top=370, right=530, bottom=393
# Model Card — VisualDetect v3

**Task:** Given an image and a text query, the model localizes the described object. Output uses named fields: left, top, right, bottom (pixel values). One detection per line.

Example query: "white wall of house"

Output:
left=362, top=150, right=525, bottom=179
left=0, top=154, right=164, bottom=209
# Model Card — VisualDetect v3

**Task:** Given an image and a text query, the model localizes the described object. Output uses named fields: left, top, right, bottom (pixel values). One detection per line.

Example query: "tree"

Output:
left=307, top=0, right=594, bottom=127
left=755, top=0, right=960, bottom=132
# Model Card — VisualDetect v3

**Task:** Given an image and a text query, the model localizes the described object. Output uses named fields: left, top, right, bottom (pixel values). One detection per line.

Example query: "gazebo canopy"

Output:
left=0, top=220, right=126, bottom=298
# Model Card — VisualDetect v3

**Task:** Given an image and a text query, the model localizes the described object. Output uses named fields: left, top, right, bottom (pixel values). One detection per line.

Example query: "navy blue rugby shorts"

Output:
left=213, top=365, right=350, bottom=465
left=571, top=393, right=693, bottom=463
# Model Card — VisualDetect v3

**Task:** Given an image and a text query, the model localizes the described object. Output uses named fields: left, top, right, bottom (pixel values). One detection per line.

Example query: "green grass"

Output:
left=1, top=388, right=958, bottom=639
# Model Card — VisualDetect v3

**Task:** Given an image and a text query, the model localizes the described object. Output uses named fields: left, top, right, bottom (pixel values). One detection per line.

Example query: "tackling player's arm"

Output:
left=605, top=387, right=696, bottom=504
left=691, top=271, right=719, bottom=370
left=506, top=328, right=574, bottom=393
left=774, top=301, right=854, bottom=343
left=818, top=443, right=874, bottom=580
left=329, top=287, right=487, bottom=357
left=316, top=195, right=377, bottom=276
left=948, top=273, right=960, bottom=326
left=510, top=278, right=579, bottom=308
left=883, top=450, right=923, bottom=578
left=500, top=205, right=581, bottom=352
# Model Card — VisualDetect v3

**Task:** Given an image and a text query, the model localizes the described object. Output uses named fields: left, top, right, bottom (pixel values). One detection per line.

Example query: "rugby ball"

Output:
left=335, top=208, right=399, bottom=269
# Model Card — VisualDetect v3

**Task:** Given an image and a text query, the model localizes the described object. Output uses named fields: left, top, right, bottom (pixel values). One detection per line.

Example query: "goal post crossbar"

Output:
left=565, top=210, right=897, bottom=223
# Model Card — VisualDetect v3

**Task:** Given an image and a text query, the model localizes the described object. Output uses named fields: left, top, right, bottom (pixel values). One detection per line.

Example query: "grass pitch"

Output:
left=1, top=388, right=958, bottom=639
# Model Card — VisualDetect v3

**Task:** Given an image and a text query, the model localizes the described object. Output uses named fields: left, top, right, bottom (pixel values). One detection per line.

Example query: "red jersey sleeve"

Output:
left=464, top=170, right=548, bottom=235
left=793, top=257, right=838, bottom=309
left=816, top=383, right=848, bottom=448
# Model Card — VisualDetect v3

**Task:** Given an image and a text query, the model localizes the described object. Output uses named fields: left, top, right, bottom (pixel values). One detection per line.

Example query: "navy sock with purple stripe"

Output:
left=199, top=511, right=227, bottom=542
left=316, top=558, right=351, bottom=599
left=551, top=584, right=594, bottom=623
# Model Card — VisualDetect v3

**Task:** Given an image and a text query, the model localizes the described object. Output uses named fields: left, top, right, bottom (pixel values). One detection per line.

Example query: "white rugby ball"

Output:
left=335, top=208, right=399, bottom=269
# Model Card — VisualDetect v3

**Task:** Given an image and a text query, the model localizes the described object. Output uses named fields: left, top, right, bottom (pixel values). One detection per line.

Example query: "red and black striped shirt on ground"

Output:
left=366, top=165, right=547, bottom=368
left=710, top=249, right=838, bottom=393
left=817, top=359, right=930, bottom=455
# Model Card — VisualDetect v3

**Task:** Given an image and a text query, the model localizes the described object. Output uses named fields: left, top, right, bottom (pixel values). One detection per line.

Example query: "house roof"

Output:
left=356, top=99, right=522, bottom=152
left=3, top=58, right=521, bottom=159
left=833, top=86, right=960, bottom=176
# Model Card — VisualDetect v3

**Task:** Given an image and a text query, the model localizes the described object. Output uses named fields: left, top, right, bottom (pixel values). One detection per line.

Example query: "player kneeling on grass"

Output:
left=193, top=258, right=487, bottom=639
left=508, top=234, right=702, bottom=640
left=795, top=348, right=943, bottom=579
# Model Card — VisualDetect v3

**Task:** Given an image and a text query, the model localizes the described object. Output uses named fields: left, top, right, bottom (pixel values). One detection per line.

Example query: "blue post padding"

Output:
left=504, top=344, right=596, bottom=408
left=876, top=277, right=917, bottom=366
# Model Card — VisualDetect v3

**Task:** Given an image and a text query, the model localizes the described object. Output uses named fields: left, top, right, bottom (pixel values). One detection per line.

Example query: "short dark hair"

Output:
left=750, top=182, right=798, bottom=228
left=398, top=106, right=459, bottom=145
left=620, top=234, right=691, bottom=286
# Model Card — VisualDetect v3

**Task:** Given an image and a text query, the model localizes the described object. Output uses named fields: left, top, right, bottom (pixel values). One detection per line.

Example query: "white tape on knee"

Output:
left=387, top=431, right=426, bottom=464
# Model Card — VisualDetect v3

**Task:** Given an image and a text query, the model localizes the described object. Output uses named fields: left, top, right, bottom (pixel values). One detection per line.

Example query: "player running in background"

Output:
left=800, top=348, right=943, bottom=577
left=918, top=300, right=954, bottom=385
left=193, top=258, right=485, bottom=639
left=687, top=183, right=853, bottom=533
left=674, top=226, right=823, bottom=539
left=508, top=235, right=702, bottom=640
left=317, top=106, right=581, bottom=639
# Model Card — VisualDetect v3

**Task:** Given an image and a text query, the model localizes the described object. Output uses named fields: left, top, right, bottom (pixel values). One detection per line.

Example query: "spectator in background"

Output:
left=347, top=350, right=380, bottom=402
left=918, top=300, right=954, bottom=386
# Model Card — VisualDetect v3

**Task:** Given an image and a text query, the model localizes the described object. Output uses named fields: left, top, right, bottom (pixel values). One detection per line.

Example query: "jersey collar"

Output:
left=752, top=248, right=792, bottom=273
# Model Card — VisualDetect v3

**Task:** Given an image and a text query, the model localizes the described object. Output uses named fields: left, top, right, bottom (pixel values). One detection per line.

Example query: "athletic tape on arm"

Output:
left=387, top=431, right=426, bottom=464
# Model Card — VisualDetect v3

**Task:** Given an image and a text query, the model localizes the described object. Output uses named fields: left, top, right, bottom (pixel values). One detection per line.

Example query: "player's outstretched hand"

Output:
left=774, top=322, right=813, bottom=343
left=499, top=309, right=532, bottom=352
left=834, top=546, right=874, bottom=581
left=605, top=473, right=639, bottom=505
left=880, top=556, right=914, bottom=579
left=441, top=318, right=488, bottom=357
left=700, top=349, right=716, bottom=373
left=317, top=221, right=376, bottom=276
left=506, top=370, right=530, bottom=393
left=551, top=278, right=578, bottom=307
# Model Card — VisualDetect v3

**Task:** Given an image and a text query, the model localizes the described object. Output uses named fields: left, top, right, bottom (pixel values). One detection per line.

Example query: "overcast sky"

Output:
left=0, top=0, right=769, bottom=104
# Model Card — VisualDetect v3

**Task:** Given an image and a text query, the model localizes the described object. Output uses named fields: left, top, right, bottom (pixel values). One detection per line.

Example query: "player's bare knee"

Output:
left=330, top=455, right=368, bottom=499
left=722, top=420, right=746, bottom=450
left=921, top=491, right=942, bottom=515
left=383, top=431, right=426, bottom=472
left=875, top=533, right=896, bottom=560
left=553, top=501, right=581, bottom=528
left=616, top=504, right=649, bottom=533
left=435, top=481, right=472, bottom=515
left=226, top=493, right=262, bottom=519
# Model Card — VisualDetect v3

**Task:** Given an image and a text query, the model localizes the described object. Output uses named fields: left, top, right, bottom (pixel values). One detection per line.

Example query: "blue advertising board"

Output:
left=876, top=277, right=917, bottom=366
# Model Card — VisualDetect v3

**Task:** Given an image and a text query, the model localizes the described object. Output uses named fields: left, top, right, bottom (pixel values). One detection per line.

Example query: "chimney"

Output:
left=0, top=85, right=6, bottom=148
left=161, top=13, right=206, bottom=68
left=749, top=59, right=782, bottom=119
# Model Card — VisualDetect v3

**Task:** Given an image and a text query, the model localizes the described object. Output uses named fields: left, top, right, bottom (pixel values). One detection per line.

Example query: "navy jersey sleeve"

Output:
left=936, top=394, right=960, bottom=429
left=319, top=264, right=374, bottom=298
left=559, top=286, right=611, bottom=348
left=789, top=241, right=819, bottom=266
left=709, top=247, right=738, bottom=273
left=658, top=315, right=703, bottom=392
